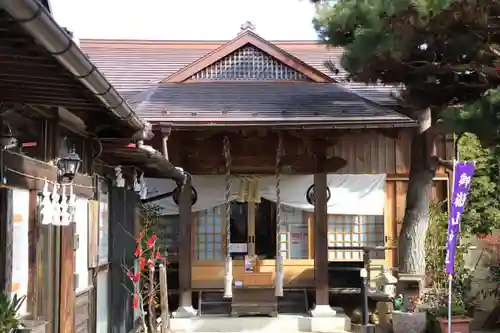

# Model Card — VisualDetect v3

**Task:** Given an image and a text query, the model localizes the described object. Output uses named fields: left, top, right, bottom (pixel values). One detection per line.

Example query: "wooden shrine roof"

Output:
left=80, top=34, right=399, bottom=107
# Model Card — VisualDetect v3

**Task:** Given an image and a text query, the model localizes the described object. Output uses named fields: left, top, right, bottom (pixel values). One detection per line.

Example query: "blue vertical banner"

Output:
left=445, top=162, right=475, bottom=275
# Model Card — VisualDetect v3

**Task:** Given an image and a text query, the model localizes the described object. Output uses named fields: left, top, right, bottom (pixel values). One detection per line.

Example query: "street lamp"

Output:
left=0, top=122, right=17, bottom=150
left=57, top=147, right=81, bottom=183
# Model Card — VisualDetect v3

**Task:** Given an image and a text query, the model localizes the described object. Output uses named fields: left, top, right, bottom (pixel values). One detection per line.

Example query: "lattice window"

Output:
left=278, top=205, right=309, bottom=259
left=194, top=206, right=224, bottom=260
left=153, top=215, right=180, bottom=256
left=189, top=44, right=312, bottom=81
left=327, top=215, right=385, bottom=261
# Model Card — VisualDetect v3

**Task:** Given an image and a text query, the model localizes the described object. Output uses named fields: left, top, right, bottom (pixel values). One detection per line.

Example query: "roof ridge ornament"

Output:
left=239, top=21, right=256, bottom=34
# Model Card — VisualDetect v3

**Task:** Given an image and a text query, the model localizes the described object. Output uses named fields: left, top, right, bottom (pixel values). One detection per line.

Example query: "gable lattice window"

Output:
left=189, top=44, right=312, bottom=81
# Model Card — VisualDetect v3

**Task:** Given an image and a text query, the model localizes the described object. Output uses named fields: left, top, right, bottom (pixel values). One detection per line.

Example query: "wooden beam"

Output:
left=27, top=190, right=38, bottom=315
left=313, top=152, right=329, bottom=307
left=181, top=155, right=347, bottom=175
left=178, top=180, right=193, bottom=309
left=59, top=223, right=75, bottom=333
left=0, top=187, right=13, bottom=293
left=3, top=151, right=94, bottom=198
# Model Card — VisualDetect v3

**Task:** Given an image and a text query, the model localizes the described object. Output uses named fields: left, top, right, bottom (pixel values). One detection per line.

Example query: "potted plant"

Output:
left=0, top=292, right=26, bottom=332
left=391, top=294, right=427, bottom=333
left=435, top=302, right=472, bottom=333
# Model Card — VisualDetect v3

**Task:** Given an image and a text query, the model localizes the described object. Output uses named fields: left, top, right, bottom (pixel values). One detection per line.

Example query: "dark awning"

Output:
left=101, top=143, right=185, bottom=181
left=133, top=82, right=417, bottom=128
left=0, top=0, right=153, bottom=140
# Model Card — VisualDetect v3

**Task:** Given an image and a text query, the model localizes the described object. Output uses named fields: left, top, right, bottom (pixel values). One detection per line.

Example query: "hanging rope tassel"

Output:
left=223, top=136, right=233, bottom=299
left=275, top=132, right=284, bottom=297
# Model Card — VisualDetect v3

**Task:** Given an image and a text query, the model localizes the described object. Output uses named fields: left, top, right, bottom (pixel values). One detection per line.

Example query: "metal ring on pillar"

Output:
left=172, top=186, right=198, bottom=206
left=306, top=184, right=331, bottom=205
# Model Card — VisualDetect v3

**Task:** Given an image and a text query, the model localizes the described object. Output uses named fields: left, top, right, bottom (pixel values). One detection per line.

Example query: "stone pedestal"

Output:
left=397, top=273, right=425, bottom=297
left=309, top=304, right=338, bottom=317
left=392, top=311, right=426, bottom=333
left=173, top=305, right=198, bottom=318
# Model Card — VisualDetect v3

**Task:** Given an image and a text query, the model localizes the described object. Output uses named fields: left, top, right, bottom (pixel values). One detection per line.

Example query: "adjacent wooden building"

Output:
left=0, top=2, right=184, bottom=333
left=81, top=26, right=451, bottom=316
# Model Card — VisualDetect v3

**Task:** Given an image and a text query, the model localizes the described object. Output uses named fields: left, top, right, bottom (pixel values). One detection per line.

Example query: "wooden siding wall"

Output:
left=75, top=289, right=91, bottom=333
left=331, top=130, right=451, bottom=175
left=385, top=179, right=448, bottom=269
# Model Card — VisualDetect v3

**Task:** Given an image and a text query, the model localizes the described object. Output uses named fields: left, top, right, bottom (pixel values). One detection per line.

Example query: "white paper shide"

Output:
left=39, top=180, right=77, bottom=226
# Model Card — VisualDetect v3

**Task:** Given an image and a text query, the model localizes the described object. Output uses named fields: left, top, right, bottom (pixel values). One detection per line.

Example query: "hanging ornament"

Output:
left=60, top=184, right=69, bottom=226
left=138, top=173, right=148, bottom=200
left=51, top=184, right=61, bottom=225
left=115, top=166, right=125, bottom=188
left=68, top=184, right=76, bottom=223
left=133, top=170, right=141, bottom=192
left=40, top=180, right=53, bottom=225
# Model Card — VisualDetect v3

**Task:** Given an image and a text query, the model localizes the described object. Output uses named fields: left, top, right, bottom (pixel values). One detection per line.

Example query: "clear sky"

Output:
left=49, top=0, right=319, bottom=40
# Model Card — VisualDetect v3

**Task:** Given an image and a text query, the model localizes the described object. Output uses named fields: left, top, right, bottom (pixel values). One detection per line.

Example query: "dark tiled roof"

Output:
left=133, top=82, right=413, bottom=126
left=80, top=39, right=398, bottom=105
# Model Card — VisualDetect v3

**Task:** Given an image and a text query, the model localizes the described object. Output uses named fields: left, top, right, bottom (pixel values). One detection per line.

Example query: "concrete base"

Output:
left=170, top=314, right=351, bottom=332
left=309, top=305, right=338, bottom=317
left=173, top=305, right=198, bottom=318
left=352, top=323, right=376, bottom=333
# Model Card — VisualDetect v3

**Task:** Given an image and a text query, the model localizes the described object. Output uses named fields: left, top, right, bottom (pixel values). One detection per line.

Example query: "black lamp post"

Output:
left=57, top=148, right=81, bottom=183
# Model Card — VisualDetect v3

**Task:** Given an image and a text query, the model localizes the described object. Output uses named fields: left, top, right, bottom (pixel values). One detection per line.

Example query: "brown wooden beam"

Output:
left=177, top=179, right=194, bottom=313
left=27, top=190, right=38, bottom=316
left=314, top=152, right=329, bottom=307
left=59, top=223, right=76, bottom=333
left=179, top=155, right=347, bottom=175
left=3, top=151, right=94, bottom=198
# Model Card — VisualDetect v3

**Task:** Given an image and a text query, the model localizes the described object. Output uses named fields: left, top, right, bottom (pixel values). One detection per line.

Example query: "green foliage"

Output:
left=425, top=202, right=472, bottom=289
left=458, top=133, right=500, bottom=235
left=0, top=293, right=25, bottom=332
left=312, top=0, right=500, bottom=108
left=423, top=202, right=476, bottom=313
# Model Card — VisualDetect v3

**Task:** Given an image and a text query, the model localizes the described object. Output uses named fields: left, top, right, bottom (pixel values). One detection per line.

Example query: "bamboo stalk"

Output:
left=148, top=267, right=156, bottom=333
left=159, top=264, right=170, bottom=333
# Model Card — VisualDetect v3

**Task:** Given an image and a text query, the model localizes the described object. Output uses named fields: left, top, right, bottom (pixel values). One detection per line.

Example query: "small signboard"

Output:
left=244, top=255, right=256, bottom=272
left=229, top=243, right=247, bottom=253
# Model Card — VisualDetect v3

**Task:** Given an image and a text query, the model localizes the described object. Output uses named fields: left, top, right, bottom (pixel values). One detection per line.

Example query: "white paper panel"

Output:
left=11, top=188, right=29, bottom=315
left=75, top=197, right=89, bottom=292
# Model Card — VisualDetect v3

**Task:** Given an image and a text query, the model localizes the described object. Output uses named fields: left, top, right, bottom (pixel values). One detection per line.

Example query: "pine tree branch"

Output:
left=436, top=157, right=454, bottom=171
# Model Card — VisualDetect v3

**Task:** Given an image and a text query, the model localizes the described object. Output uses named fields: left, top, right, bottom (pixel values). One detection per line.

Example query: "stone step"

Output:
left=169, top=314, right=351, bottom=333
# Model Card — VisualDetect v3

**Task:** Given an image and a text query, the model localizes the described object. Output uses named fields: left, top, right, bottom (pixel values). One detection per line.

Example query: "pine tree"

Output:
left=312, top=0, right=500, bottom=276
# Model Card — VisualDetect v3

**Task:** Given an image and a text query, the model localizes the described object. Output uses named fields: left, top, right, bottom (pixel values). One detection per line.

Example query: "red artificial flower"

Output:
left=133, top=293, right=139, bottom=309
left=139, top=257, right=146, bottom=270
left=136, top=231, right=143, bottom=244
left=156, top=251, right=162, bottom=260
left=127, top=271, right=133, bottom=279
left=134, top=244, right=141, bottom=258
left=146, top=235, right=157, bottom=248
left=132, top=272, right=140, bottom=284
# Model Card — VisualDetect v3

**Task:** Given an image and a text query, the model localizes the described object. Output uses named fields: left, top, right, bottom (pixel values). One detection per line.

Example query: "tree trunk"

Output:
left=398, top=108, right=437, bottom=276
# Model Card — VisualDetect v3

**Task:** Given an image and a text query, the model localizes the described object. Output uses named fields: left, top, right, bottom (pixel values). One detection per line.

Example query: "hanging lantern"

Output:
left=57, top=148, right=81, bottom=183
left=0, top=121, right=17, bottom=149
left=305, top=184, right=331, bottom=205
left=114, top=166, right=125, bottom=188
left=173, top=185, right=198, bottom=206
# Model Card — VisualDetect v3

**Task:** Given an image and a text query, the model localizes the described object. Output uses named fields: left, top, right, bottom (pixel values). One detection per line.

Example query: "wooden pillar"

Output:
left=59, top=223, right=76, bottom=333
left=0, top=187, right=13, bottom=293
left=27, top=190, right=38, bottom=315
left=109, top=187, right=137, bottom=333
left=313, top=152, right=329, bottom=307
left=175, top=178, right=196, bottom=316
